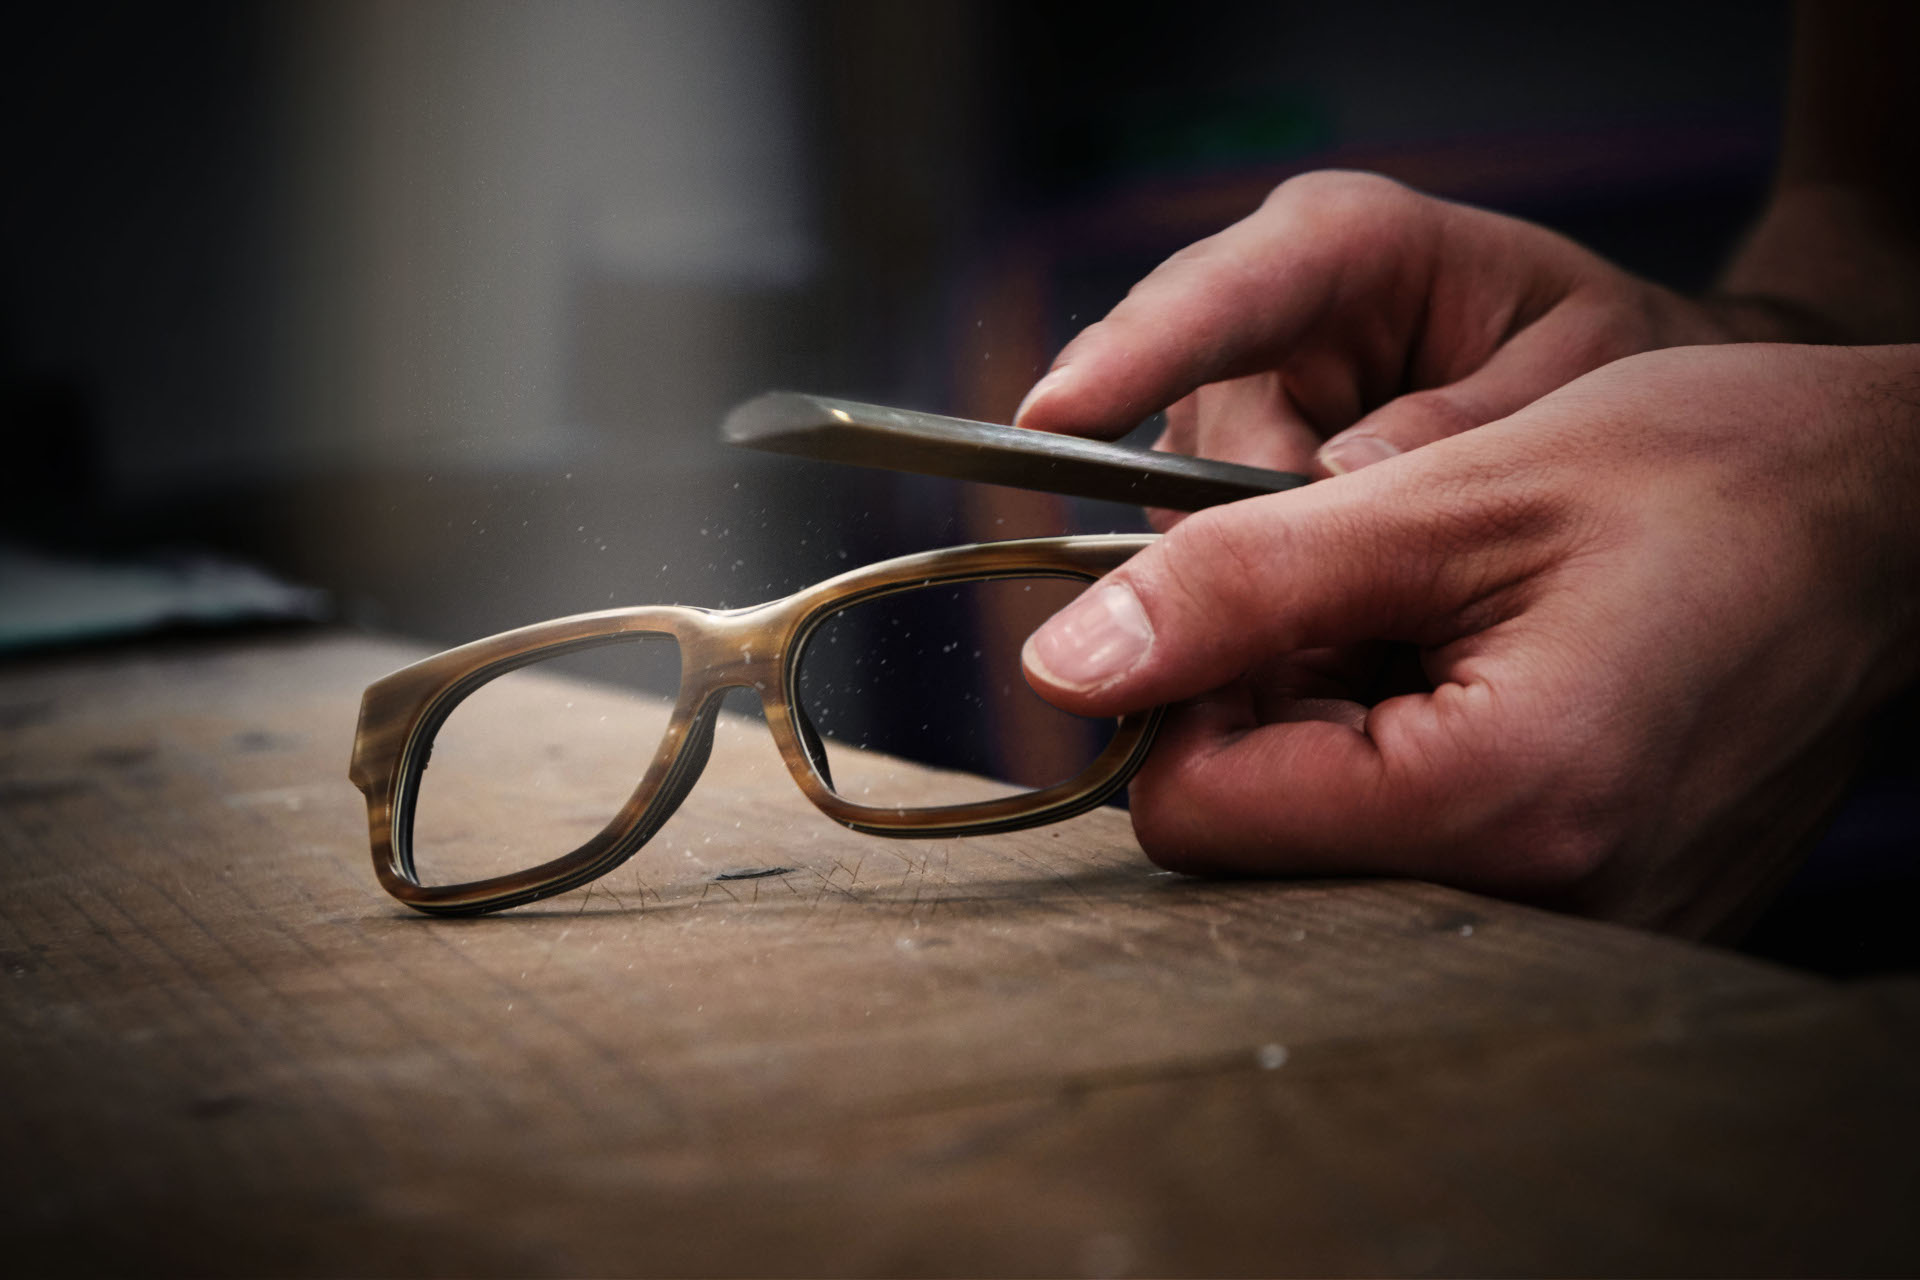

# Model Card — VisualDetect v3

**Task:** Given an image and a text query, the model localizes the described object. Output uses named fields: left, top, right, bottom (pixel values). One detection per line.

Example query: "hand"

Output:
left=1021, top=344, right=1920, bottom=938
left=1013, top=171, right=1781, bottom=515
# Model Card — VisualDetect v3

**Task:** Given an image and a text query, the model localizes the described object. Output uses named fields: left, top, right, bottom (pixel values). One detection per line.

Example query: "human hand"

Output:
left=1013, top=171, right=1784, bottom=516
left=1021, top=343, right=1920, bottom=937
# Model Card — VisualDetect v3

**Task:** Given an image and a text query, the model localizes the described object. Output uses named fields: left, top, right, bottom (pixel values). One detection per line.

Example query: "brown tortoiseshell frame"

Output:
left=350, top=535, right=1163, bottom=915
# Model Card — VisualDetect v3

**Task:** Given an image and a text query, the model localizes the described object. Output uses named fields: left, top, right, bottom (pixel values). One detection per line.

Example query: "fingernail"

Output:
left=1023, top=581, right=1154, bottom=691
left=1014, top=365, right=1074, bottom=426
left=1318, top=433, right=1400, bottom=475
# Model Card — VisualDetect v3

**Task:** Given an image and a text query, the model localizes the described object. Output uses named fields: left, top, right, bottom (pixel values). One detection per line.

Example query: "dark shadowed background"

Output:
left=1, top=0, right=1791, bottom=633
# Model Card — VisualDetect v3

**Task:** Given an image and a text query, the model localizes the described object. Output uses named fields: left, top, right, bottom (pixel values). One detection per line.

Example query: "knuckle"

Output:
left=1266, top=169, right=1408, bottom=216
left=1153, top=506, right=1277, bottom=619
left=1500, top=807, right=1615, bottom=890
left=1475, top=735, right=1627, bottom=891
left=1423, top=792, right=1612, bottom=897
left=1126, top=787, right=1188, bottom=867
left=1127, top=756, right=1229, bottom=874
left=1382, top=388, right=1484, bottom=442
left=1262, top=170, right=1429, bottom=244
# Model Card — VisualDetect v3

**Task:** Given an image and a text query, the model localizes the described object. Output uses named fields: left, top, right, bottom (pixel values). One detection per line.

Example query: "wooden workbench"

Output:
left=2, top=632, right=1915, bottom=1276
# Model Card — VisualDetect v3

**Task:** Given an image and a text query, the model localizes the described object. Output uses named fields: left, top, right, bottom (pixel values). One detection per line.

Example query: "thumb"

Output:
left=1020, top=440, right=1598, bottom=892
left=1021, top=462, right=1555, bottom=715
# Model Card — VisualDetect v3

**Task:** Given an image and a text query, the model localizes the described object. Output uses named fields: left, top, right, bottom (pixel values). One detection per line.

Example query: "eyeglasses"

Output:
left=350, top=535, right=1163, bottom=915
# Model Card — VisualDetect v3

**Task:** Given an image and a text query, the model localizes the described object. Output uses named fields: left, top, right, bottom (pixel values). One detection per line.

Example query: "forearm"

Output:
left=1718, top=189, right=1920, bottom=345
left=1714, top=2, right=1920, bottom=343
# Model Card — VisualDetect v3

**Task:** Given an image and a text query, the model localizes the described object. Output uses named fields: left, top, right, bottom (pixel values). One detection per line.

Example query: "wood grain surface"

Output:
left=1, top=632, right=1914, bottom=1276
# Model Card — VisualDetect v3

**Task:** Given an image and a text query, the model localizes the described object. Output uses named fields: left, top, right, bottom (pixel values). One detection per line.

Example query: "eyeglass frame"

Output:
left=349, top=534, right=1164, bottom=915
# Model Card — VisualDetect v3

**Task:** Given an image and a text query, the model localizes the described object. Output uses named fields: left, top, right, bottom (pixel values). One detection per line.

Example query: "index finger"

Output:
left=1014, top=172, right=1439, bottom=439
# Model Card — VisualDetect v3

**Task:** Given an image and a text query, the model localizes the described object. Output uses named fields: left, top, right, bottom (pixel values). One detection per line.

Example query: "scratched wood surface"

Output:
left=1, top=632, right=1915, bottom=1277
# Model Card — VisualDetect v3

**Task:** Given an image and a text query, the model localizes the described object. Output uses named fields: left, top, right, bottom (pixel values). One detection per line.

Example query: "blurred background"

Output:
left=2, top=0, right=1791, bottom=641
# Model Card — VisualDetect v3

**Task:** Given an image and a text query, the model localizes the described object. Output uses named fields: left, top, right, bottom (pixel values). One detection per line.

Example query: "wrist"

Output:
left=1823, top=343, right=1920, bottom=694
left=1715, top=183, right=1920, bottom=344
left=1695, top=293, right=1853, bottom=345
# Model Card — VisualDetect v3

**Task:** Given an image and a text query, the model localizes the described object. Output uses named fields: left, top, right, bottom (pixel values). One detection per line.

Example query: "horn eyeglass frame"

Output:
left=349, top=534, right=1163, bottom=916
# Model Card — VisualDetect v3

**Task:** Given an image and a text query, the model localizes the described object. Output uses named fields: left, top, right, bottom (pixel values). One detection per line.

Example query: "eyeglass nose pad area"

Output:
left=793, top=701, right=834, bottom=791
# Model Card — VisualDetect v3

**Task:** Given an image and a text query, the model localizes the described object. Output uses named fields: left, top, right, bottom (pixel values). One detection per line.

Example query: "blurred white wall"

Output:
left=274, top=0, right=816, bottom=474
